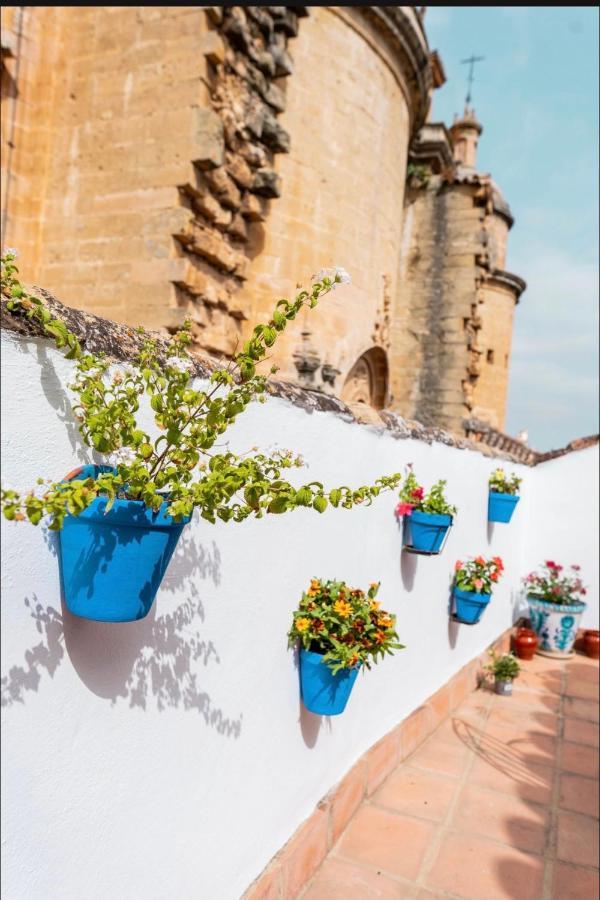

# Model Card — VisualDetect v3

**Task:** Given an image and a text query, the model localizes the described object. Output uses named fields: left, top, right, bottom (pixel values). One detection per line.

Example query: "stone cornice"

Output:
left=3, top=287, right=582, bottom=467
left=483, top=268, right=527, bottom=303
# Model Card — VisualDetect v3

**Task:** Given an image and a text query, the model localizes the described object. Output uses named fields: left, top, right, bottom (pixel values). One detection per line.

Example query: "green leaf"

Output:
left=313, top=495, right=328, bottom=513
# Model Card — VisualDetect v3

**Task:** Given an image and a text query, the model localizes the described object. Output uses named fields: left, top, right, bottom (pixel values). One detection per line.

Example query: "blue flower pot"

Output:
left=403, top=511, right=452, bottom=554
left=58, top=465, right=190, bottom=622
left=528, top=596, right=587, bottom=658
left=452, top=587, right=492, bottom=625
left=488, top=492, right=520, bottom=523
left=299, top=649, right=359, bottom=715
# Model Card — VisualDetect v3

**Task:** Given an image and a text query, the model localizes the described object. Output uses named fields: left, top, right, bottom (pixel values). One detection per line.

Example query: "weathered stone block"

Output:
left=201, top=31, right=226, bottom=67
left=226, top=153, right=254, bottom=189
left=240, top=192, right=267, bottom=222
left=261, top=112, right=290, bottom=153
left=251, top=168, right=281, bottom=198
left=227, top=212, right=248, bottom=242
left=191, top=108, right=225, bottom=170
left=204, top=166, right=242, bottom=210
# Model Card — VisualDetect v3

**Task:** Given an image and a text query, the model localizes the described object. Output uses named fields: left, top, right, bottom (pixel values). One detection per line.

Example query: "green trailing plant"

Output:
left=489, top=467, right=521, bottom=495
left=288, top=578, right=404, bottom=673
left=406, top=163, right=429, bottom=188
left=395, top=466, right=457, bottom=518
left=1, top=251, right=403, bottom=530
left=485, top=650, right=520, bottom=682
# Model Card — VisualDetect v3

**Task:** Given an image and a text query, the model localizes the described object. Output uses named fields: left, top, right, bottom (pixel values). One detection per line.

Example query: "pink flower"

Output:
left=395, top=502, right=414, bottom=518
left=571, top=564, right=581, bottom=571
left=552, top=586, right=561, bottom=595
left=545, top=560, right=558, bottom=569
left=455, top=560, right=463, bottom=572
left=581, top=588, right=587, bottom=595
left=474, top=579, right=484, bottom=591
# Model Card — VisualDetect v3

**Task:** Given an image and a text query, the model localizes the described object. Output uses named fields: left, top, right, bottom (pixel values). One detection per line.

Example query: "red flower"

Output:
left=545, top=560, right=558, bottom=569
left=581, top=588, right=587, bottom=595
left=490, top=571, right=499, bottom=582
left=492, top=556, right=504, bottom=571
left=411, top=487, right=425, bottom=501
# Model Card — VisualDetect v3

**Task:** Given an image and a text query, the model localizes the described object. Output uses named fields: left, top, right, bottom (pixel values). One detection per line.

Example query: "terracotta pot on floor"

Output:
left=583, top=630, right=600, bottom=660
left=514, top=628, right=538, bottom=660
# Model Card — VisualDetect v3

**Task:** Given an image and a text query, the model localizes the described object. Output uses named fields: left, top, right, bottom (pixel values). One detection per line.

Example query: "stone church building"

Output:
left=0, top=6, right=525, bottom=438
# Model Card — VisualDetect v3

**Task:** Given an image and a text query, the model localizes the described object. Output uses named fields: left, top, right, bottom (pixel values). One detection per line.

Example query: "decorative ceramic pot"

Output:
left=299, top=649, right=359, bottom=715
left=403, top=511, right=452, bottom=554
left=528, top=596, right=587, bottom=658
left=488, top=492, right=520, bottom=523
left=58, top=465, right=190, bottom=622
left=494, top=679, right=513, bottom=696
left=452, top=587, right=492, bottom=625
left=514, top=628, right=538, bottom=661
left=584, top=630, right=600, bottom=660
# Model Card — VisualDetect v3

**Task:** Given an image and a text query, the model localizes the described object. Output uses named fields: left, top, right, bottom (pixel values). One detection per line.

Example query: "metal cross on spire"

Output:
left=460, top=54, right=485, bottom=106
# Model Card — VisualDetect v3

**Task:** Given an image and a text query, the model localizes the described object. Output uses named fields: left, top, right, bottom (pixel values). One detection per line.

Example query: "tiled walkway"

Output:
left=302, top=652, right=599, bottom=900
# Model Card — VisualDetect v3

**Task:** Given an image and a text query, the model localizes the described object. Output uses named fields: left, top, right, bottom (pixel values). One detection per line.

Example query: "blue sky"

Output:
left=425, top=6, right=599, bottom=450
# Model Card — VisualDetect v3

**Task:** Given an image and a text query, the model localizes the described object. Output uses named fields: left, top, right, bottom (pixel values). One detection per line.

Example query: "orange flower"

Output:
left=492, top=556, right=504, bottom=571
left=378, top=615, right=393, bottom=629
left=490, top=572, right=499, bottom=582
left=369, top=582, right=379, bottom=590
left=295, top=618, right=311, bottom=633
left=349, top=654, right=360, bottom=667
left=333, top=599, right=352, bottom=618
left=375, top=631, right=386, bottom=644
left=306, top=588, right=318, bottom=597
left=474, top=556, right=486, bottom=566
left=369, top=599, right=381, bottom=611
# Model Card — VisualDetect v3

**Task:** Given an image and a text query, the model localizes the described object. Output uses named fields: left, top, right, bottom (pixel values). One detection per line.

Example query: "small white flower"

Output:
left=110, top=447, right=138, bottom=466
left=333, top=266, right=351, bottom=285
left=2, top=247, right=18, bottom=258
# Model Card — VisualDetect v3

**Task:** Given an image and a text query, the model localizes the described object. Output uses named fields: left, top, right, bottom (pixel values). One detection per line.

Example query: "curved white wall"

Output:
left=1, top=331, right=597, bottom=899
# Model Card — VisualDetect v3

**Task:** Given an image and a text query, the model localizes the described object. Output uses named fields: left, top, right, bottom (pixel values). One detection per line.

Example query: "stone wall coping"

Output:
left=2, top=288, right=596, bottom=468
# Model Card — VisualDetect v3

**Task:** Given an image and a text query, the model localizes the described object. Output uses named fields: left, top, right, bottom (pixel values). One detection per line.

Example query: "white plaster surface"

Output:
left=1, top=332, right=597, bottom=899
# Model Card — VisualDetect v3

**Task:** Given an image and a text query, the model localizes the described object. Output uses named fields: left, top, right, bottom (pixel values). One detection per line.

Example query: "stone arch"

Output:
left=341, top=347, right=389, bottom=410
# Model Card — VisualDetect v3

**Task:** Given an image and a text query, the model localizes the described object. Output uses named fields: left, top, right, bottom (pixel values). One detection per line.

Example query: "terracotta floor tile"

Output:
left=557, top=810, right=600, bottom=868
left=468, top=753, right=555, bottom=806
left=560, top=741, right=599, bottom=778
left=336, top=805, right=435, bottom=881
left=515, top=670, right=562, bottom=695
left=408, top=734, right=472, bottom=779
left=488, top=705, right=559, bottom=735
left=483, top=721, right=558, bottom=766
left=426, top=833, right=545, bottom=900
left=563, top=696, right=599, bottom=723
left=551, top=861, right=600, bottom=900
left=559, top=772, right=600, bottom=818
left=563, top=716, right=600, bottom=747
left=565, top=675, right=599, bottom=701
left=303, top=857, right=410, bottom=899
left=451, top=784, right=550, bottom=854
left=493, top=689, right=560, bottom=713
left=374, top=766, right=458, bottom=823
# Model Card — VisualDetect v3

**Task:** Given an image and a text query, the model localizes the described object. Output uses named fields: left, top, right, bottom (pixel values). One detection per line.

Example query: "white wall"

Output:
left=524, top=445, right=599, bottom=630
left=1, top=332, right=596, bottom=900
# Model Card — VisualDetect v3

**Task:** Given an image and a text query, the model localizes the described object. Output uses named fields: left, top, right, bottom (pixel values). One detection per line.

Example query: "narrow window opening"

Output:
left=487, top=349, right=495, bottom=364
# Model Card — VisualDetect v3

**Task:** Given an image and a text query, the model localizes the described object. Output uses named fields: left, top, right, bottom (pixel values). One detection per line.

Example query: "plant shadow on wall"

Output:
left=1, top=531, right=243, bottom=738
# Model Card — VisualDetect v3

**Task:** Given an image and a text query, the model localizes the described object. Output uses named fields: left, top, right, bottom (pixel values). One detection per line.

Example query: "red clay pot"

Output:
left=584, top=630, right=600, bottom=660
left=514, top=628, right=538, bottom=660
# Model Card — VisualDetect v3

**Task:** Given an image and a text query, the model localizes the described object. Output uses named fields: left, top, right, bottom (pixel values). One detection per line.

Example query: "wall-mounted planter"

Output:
left=528, top=595, right=587, bottom=658
left=403, top=511, right=452, bottom=554
left=488, top=492, right=520, bottom=523
left=299, top=649, right=359, bottom=716
left=452, top=587, right=491, bottom=625
left=59, top=465, right=190, bottom=622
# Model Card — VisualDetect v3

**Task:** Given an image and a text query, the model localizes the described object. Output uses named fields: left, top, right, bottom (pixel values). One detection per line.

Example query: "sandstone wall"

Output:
left=471, top=279, right=517, bottom=429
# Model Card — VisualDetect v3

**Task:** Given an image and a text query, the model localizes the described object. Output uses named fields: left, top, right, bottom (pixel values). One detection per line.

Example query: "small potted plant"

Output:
left=524, top=562, right=588, bottom=657
left=488, top=468, right=521, bottom=523
left=485, top=650, right=521, bottom=696
left=395, top=467, right=456, bottom=554
left=452, top=556, right=504, bottom=625
left=2, top=253, right=404, bottom=622
left=288, top=579, right=404, bottom=715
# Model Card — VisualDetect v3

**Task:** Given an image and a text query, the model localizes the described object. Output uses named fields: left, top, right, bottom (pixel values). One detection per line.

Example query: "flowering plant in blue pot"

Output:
left=524, top=561, right=587, bottom=658
left=488, top=468, right=521, bottom=523
left=452, top=555, right=504, bottom=625
left=288, top=579, right=404, bottom=715
left=1, top=252, right=403, bottom=622
left=395, top=467, right=456, bottom=554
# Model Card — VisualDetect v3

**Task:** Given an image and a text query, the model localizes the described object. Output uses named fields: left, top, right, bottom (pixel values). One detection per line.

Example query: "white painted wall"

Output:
left=1, top=332, right=597, bottom=900
left=524, top=445, right=599, bottom=630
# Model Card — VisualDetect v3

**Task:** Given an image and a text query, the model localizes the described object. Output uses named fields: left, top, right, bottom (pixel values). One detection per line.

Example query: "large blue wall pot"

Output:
left=528, top=596, right=587, bottom=658
left=452, top=587, right=492, bottom=625
left=404, top=511, right=452, bottom=553
left=58, top=465, right=190, bottom=622
left=488, top=492, right=520, bottom=523
left=299, top=649, right=359, bottom=715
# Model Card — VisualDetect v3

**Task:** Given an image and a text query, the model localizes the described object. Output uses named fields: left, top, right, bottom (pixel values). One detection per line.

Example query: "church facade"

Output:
left=0, top=6, right=525, bottom=435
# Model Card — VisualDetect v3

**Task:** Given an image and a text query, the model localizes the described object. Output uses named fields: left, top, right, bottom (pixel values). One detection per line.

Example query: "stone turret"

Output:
left=449, top=105, right=483, bottom=168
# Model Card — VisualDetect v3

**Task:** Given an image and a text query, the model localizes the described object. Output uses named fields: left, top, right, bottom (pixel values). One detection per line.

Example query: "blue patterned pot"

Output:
left=528, top=596, right=587, bottom=658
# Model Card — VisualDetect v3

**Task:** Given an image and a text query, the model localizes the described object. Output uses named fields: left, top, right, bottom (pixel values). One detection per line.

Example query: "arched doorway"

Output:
left=341, top=347, right=389, bottom=410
